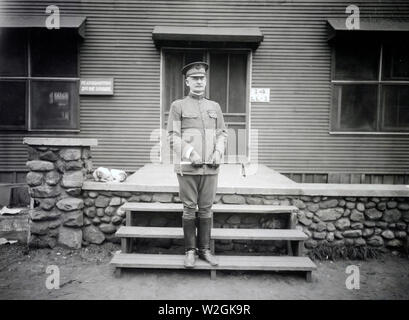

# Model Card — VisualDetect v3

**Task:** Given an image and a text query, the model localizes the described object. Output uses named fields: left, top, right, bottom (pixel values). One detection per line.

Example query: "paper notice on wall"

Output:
left=80, top=78, right=114, bottom=95
left=250, top=88, right=270, bottom=102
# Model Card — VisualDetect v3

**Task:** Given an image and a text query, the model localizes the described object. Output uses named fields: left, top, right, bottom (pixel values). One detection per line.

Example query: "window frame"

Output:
left=329, top=41, right=409, bottom=135
left=159, top=47, right=252, bottom=163
left=0, top=28, right=80, bottom=132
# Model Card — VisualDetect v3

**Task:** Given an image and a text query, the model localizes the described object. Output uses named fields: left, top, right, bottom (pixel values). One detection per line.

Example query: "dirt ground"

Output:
left=0, top=242, right=408, bottom=300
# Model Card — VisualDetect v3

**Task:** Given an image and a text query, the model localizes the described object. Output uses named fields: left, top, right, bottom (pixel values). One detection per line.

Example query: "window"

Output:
left=162, top=49, right=249, bottom=161
left=0, top=28, right=80, bottom=131
left=331, top=39, right=409, bottom=132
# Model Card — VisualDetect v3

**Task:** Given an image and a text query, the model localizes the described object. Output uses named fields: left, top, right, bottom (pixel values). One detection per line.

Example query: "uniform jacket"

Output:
left=167, top=93, right=228, bottom=175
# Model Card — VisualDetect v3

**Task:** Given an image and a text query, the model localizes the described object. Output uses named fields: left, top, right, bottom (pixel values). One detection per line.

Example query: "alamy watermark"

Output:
left=345, top=265, right=360, bottom=290
left=45, top=265, right=60, bottom=290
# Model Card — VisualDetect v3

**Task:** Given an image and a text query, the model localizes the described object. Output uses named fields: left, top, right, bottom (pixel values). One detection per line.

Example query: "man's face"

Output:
left=185, top=75, right=207, bottom=95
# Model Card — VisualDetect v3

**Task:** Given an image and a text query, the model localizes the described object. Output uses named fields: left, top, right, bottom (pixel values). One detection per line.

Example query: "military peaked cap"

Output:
left=181, top=61, right=209, bottom=77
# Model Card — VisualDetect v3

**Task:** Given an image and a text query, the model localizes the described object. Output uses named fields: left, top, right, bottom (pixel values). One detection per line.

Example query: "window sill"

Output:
left=329, top=131, right=409, bottom=135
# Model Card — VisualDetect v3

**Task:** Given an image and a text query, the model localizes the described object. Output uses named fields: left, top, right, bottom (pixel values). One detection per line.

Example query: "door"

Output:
left=162, top=48, right=250, bottom=164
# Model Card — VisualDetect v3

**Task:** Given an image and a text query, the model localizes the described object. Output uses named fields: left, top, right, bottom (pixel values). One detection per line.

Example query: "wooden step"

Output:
left=116, top=226, right=308, bottom=241
left=110, top=252, right=316, bottom=281
left=120, top=202, right=298, bottom=214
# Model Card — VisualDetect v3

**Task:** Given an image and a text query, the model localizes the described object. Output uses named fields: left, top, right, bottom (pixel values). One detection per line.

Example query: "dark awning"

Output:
left=0, top=15, right=87, bottom=38
left=327, top=18, right=409, bottom=40
left=152, top=26, right=263, bottom=49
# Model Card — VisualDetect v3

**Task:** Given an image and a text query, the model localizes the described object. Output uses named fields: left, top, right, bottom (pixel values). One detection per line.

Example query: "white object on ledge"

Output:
left=92, top=167, right=127, bottom=183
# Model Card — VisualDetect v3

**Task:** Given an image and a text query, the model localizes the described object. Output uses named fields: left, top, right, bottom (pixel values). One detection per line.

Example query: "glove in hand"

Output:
left=189, top=150, right=203, bottom=168
left=208, top=150, right=222, bottom=168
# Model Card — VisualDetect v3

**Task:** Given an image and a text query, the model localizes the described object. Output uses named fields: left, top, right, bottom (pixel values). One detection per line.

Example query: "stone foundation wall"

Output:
left=81, top=191, right=409, bottom=253
left=23, top=138, right=409, bottom=252
left=26, top=144, right=93, bottom=249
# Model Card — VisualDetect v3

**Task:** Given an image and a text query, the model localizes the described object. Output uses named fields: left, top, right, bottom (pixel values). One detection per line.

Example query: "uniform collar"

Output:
left=188, top=92, right=205, bottom=100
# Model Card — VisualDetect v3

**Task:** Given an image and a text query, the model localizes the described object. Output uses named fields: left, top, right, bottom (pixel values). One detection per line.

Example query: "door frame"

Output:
left=159, top=47, right=253, bottom=164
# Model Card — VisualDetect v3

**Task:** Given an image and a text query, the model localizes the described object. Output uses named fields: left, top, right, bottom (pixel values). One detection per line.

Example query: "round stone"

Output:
left=100, top=216, right=111, bottom=223
left=365, top=202, right=376, bottom=209
left=59, top=148, right=81, bottom=161
left=26, top=160, right=54, bottom=172
left=84, top=198, right=95, bottom=207
left=381, top=230, right=395, bottom=240
left=56, top=198, right=84, bottom=211
left=343, top=230, right=362, bottom=238
left=105, top=206, right=117, bottom=216
left=26, top=172, right=43, bottom=186
left=99, top=223, right=117, bottom=234
left=45, top=171, right=60, bottom=186
left=316, top=222, right=326, bottom=232
left=84, top=207, right=96, bottom=218
left=95, top=195, right=111, bottom=208
left=367, top=236, right=383, bottom=246
left=355, top=238, right=366, bottom=246
left=362, top=228, right=374, bottom=238
left=39, top=198, right=57, bottom=211
left=109, top=197, right=122, bottom=206
left=386, top=239, right=402, bottom=247
left=39, top=150, right=58, bottom=162
left=398, top=203, right=409, bottom=211
left=83, top=225, right=105, bottom=244
left=111, top=216, right=122, bottom=225
left=307, top=204, right=319, bottom=213
left=387, top=201, right=398, bottom=209
left=96, top=208, right=105, bottom=217
left=319, top=199, right=338, bottom=209
left=383, top=209, right=401, bottom=223
left=326, top=232, right=334, bottom=242
left=365, top=208, right=383, bottom=220
left=346, top=202, right=355, bottom=209
left=313, top=232, right=326, bottom=240
left=356, top=203, right=365, bottom=212
left=350, top=210, right=364, bottom=222
left=292, top=199, right=306, bottom=209
left=61, top=171, right=84, bottom=188
left=377, top=202, right=387, bottom=211
left=335, top=218, right=350, bottom=230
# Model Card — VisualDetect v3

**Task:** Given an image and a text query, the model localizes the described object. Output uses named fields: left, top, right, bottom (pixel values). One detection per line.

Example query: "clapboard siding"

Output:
left=1, top=0, right=409, bottom=175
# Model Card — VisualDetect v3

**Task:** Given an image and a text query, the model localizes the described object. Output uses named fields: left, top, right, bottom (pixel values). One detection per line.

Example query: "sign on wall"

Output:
left=250, top=88, right=270, bottom=102
left=80, top=78, right=114, bottom=95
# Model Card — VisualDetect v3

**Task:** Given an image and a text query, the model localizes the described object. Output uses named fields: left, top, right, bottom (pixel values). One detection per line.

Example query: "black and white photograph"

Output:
left=0, top=0, right=408, bottom=305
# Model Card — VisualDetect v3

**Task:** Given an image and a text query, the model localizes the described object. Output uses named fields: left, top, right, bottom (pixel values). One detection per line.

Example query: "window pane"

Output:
left=30, top=29, right=78, bottom=77
left=209, top=53, right=228, bottom=113
left=228, top=53, right=247, bottom=113
left=334, top=43, right=379, bottom=80
left=31, top=80, right=79, bottom=130
left=164, top=52, right=184, bottom=113
left=333, top=84, right=378, bottom=131
left=0, top=80, right=26, bottom=129
left=0, top=29, right=27, bottom=76
left=382, top=44, right=409, bottom=80
left=382, top=85, right=409, bottom=130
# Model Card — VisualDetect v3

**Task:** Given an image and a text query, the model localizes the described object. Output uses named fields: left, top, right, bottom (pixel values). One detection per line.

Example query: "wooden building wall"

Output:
left=1, top=0, right=409, bottom=183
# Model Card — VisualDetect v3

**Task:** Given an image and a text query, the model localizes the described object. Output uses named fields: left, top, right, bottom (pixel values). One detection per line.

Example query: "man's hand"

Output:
left=189, top=150, right=203, bottom=167
left=209, top=150, right=222, bottom=168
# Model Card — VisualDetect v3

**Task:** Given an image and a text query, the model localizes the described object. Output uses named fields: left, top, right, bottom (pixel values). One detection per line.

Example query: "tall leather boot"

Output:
left=197, top=217, right=218, bottom=266
left=182, top=218, right=196, bottom=268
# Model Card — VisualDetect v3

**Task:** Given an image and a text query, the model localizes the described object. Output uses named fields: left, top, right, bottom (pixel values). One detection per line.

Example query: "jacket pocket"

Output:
left=181, top=111, right=199, bottom=129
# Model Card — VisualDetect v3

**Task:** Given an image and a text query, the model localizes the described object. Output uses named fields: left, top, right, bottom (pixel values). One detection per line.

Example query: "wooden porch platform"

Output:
left=83, top=163, right=409, bottom=197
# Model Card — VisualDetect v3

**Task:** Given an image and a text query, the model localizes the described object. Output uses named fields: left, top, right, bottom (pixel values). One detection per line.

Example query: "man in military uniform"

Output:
left=167, top=61, right=228, bottom=268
